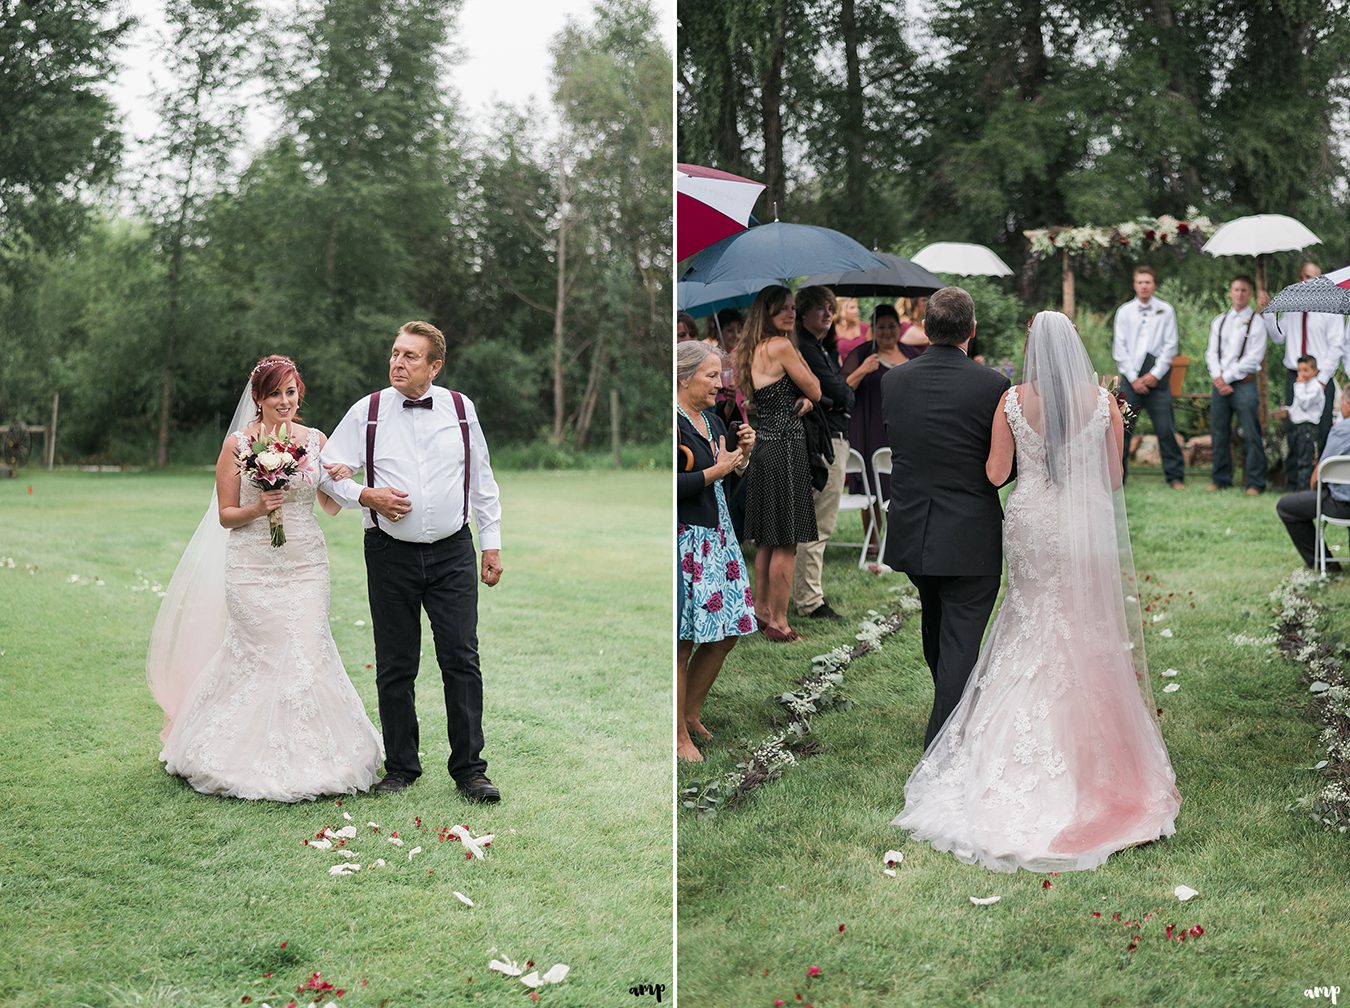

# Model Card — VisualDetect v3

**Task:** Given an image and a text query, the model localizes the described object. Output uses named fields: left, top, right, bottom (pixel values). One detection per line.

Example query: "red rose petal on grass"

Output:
left=807, top=966, right=821, bottom=977
left=529, top=994, right=539, bottom=1002
left=775, top=1001, right=786, bottom=1007
left=280, top=942, right=287, bottom=949
left=1091, top=912, right=1101, bottom=918
left=262, top=974, right=273, bottom=979
left=242, top=998, right=253, bottom=1004
left=797, top=997, right=804, bottom=1003
left=526, top=962, right=535, bottom=968
left=1112, top=912, right=1121, bottom=921
left=838, top=924, right=845, bottom=933
left=365, top=663, right=373, bottom=669
left=1189, top=926, right=1204, bottom=937
left=1165, top=924, right=1175, bottom=939
left=1042, top=880, right=1052, bottom=889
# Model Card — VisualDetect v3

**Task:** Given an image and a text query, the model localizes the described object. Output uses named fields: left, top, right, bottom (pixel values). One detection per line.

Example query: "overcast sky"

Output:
left=110, top=0, right=673, bottom=153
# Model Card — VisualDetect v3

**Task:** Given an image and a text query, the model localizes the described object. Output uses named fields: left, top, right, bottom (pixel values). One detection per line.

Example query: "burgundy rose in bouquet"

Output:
left=237, top=423, right=311, bottom=547
left=1104, top=377, right=1139, bottom=435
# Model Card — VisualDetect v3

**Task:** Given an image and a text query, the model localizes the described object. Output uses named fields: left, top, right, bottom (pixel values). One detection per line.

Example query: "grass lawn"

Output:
left=0, top=469, right=671, bottom=1007
left=677, top=465, right=1350, bottom=1007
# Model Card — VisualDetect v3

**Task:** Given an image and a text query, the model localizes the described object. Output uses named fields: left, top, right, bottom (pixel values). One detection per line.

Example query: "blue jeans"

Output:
left=1210, top=380, right=1266, bottom=490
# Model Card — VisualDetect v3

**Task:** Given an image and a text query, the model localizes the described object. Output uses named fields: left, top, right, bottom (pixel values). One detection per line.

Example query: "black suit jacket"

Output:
left=880, top=344, right=1011, bottom=576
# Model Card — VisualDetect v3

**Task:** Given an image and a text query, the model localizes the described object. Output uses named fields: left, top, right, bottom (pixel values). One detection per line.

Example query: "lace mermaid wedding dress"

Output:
left=156, top=427, right=382, bottom=801
left=893, top=312, right=1180, bottom=872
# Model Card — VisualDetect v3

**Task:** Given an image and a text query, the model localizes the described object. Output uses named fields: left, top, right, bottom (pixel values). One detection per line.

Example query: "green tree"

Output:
left=147, top=0, right=260, bottom=466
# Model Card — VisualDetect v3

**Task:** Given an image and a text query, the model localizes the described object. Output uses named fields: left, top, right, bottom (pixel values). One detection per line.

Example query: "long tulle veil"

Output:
left=146, top=384, right=255, bottom=741
left=1021, top=310, right=1157, bottom=717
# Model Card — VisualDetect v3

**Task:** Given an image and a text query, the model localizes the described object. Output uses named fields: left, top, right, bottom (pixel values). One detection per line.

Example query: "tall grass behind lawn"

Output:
left=0, top=470, right=672, bottom=1007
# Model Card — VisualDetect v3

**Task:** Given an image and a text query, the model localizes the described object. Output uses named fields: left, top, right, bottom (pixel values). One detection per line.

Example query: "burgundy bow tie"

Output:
left=403, top=397, right=433, bottom=410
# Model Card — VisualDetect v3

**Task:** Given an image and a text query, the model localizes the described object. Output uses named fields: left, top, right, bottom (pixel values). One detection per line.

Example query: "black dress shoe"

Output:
left=455, top=774, right=501, bottom=803
left=373, top=775, right=412, bottom=795
left=806, top=602, right=842, bottom=620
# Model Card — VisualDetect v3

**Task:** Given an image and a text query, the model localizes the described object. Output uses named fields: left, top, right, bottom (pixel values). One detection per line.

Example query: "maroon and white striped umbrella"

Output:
left=677, top=163, right=765, bottom=262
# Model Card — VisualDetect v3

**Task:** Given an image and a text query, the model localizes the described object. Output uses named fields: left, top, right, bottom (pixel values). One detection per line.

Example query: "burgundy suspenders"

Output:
left=449, top=390, right=471, bottom=525
left=365, top=392, right=381, bottom=528
left=365, top=389, right=472, bottom=530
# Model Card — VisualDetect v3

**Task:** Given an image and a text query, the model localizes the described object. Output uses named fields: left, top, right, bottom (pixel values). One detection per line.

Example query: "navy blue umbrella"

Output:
left=677, top=278, right=781, bottom=318
left=680, top=222, right=888, bottom=286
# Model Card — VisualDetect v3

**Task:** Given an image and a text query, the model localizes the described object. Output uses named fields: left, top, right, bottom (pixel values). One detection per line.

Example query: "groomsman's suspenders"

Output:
left=1217, top=312, right=1255, bottom=362
left=364, top=389, right=472, bottom=530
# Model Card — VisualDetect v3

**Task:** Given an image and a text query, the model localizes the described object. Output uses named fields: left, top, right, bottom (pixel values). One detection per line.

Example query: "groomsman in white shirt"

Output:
left=322, top=321, right=505, bottom=802
left=1268, top=261, right=1344, bottom=487
left=1204, top=275, right=1268, bottom=495
left=1112, top=265, right=1185, bottom=487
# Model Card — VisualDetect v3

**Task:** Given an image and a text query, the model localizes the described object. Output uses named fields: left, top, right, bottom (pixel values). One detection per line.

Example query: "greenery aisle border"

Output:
left=681, top=589, right=922, bottom=817
left=1270, top=569, right=1350, bottom=830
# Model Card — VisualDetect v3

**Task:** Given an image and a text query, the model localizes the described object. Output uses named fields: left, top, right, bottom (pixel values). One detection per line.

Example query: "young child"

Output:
left=1279, top=355, right=1325, bottom=490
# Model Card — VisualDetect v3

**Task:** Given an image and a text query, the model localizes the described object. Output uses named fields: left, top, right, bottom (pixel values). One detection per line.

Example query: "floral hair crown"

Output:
left=251, top=356, right=294, bottom=377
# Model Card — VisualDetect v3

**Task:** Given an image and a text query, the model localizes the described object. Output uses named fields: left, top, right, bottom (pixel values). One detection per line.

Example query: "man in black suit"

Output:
left=881, top=286, right=1011, bottom=748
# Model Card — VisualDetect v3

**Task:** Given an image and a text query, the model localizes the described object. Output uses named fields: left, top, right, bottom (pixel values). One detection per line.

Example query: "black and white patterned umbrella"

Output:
left=1261, top=274, right=1350, bottom=316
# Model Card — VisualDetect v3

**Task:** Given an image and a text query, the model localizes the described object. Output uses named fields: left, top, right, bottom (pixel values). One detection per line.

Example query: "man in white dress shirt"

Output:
left=1268, top=261, right=1345, bottom=486
left=1112, top=265, right=1185, bottom=487
left=1204, top=275, right=1268, bottom=495
left=321, top=321, right=504, bottom=801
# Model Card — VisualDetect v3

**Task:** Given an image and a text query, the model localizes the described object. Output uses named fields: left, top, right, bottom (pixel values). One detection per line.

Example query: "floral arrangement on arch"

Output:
left=1025, top=209, right=1215, bottom=262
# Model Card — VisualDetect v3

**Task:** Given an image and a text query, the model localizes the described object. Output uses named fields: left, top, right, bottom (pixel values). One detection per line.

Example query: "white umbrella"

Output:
left=1201, top=214, right=1321, bottom=257
left=911, top=242, right=1014, bottom=277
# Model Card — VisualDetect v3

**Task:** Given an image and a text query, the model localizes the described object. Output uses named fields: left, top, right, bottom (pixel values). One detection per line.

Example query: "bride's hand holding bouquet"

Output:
left=237, top=423, right=311, bottom=546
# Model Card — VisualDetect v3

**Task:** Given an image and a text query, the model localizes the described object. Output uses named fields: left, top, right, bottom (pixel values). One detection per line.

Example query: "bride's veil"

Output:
left=1020, top=311, right=1156, bottom=717
left=146, top=383, right=255, bottom=741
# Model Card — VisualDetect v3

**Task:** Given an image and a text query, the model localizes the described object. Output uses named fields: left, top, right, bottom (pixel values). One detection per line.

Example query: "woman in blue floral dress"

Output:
left=677, top=341, right=757, bottom=762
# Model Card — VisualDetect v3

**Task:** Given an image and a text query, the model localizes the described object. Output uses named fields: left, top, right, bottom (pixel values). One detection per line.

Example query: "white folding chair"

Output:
left=1315, top=454, right=1350, bottom=576
left=828, top=448, right=877, bottom=569
left=871, top=447, right=892, bottom=569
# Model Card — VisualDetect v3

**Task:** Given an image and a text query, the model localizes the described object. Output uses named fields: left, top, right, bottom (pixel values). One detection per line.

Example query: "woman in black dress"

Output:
left=843, top=304, right=915, bottom=550
left=732, top=285, right=822, bottom=642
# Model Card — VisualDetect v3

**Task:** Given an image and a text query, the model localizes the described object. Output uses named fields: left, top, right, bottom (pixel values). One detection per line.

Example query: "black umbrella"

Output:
left=800, top=252, right=945, bottom=297
left=1261, top=274, right=1350, bottom=316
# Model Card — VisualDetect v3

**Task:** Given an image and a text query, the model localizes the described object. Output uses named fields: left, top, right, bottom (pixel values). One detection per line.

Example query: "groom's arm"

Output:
left=317, top=401, right=367, bottom=510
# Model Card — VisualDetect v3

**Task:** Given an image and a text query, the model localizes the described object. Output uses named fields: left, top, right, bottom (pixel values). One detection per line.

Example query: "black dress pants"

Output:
left=1276, top=489, right=1350, bottom=568
left=907, top=572, right=1002, bottom=748
left=365, top=525, right=486, bottom=783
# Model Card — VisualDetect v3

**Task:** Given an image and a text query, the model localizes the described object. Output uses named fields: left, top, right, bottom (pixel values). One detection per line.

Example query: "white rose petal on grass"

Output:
left=519, top=973, right=541, bottom=988
left=883, top=868, right=897, bottom=877
left=970, top=895, right=1001, bottom=906
left=449, top=824, right=491, bottom=859
left=1152, top=613, right=1166, bottom=623
left=334, top=825, right=358, bottom=839
left=328, top=863, right=360, bottom=876
left=453, top=891, right=474, bottom=907
left=1314, top=760, right=1330, bottom=770
left=388, top=836, right=405, bottom=846
left=1161, top=668, right=1179, bottom=678
left=540, top=964, right=570, bottom=984
left=342, top=812, right=352, bottom=821
left=489, top=958, right=523, bottom=977
left=309, top=838, right=333, bottom=850
left=1162, top=683, right=1181, bottom=693
left=1174, top=885, right=1199, bottom=902
left=407, top=846, right=423, bottom=861
left=883, top=849, right=904, bottom=868
left=1160, top=628, right=1174, bottom=638
left=354, top=620, right=366, bottom=627
left=367, top=821, right=381, bottom=829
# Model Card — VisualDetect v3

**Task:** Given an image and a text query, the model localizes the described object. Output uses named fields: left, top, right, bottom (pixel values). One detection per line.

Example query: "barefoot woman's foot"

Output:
left=688, top=718, right=713, bottom=740
left=677, top=737, right=704, bottom=761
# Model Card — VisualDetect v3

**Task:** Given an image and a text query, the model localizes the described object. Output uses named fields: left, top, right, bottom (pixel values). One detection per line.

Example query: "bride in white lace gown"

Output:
left=149, top=356, right=382, bottom=801
left=893, top=312, right=1180, bottom=872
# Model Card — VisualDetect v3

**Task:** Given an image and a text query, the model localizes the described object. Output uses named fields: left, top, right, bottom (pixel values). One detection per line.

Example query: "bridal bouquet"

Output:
left=1104, top=377, right=1139, bottom=434
left=237, top=424, right=310, bottom=547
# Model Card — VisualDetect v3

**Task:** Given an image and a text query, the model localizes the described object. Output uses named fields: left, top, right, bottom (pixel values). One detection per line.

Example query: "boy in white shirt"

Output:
left=1276, top=355, right=1325, bottom=491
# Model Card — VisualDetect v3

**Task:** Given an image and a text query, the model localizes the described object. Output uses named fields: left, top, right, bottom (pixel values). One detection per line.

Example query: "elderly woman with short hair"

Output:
left=677, top=340, right=756, bottom=761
